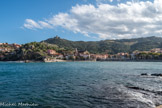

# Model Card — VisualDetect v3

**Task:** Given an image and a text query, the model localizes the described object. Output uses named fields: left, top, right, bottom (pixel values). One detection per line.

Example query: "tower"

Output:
left=74, top=48, right=78, bottom=56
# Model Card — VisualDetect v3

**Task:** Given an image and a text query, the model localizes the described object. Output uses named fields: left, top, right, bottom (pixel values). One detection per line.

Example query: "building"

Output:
left=0, top=47, right=3, bottom=51
left=62, top=50, right=74, bottom=60
left=0, top=43, right=8, bottom=45
left=74, top=48, right=78, bottom=56
left=65, top=54, right=75, bottom=60
left=47, top=49, right=57, bottom=55
left=91, top=54, right=108, bottom=60
left=130, top=50, right=141, bottom=59
left=78, top=50, right=90, bottom=60
left=73, top=48, right=91, bottom=60
left=12, top=43, right=21, bottom=49
left=150, top=48, right=162, bottom=53
left=54, top=53, right=64, bottom=59
left=57, top=54, right=64, bottom=59
left=0, top=47, right=12, bottom=52
left=116, top=53, right=129, bottom=59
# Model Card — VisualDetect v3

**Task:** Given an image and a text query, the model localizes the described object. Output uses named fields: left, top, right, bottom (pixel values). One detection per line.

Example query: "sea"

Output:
left=0, top=62, right=162, bottom=108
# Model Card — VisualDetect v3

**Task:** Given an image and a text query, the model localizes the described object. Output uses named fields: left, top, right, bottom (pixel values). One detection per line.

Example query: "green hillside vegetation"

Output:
left=3, top=42, right=64, bottom=61
left=43, top=36, right=162, bottom=54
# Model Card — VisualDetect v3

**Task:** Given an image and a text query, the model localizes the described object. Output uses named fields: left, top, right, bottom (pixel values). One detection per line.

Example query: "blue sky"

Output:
left=0, top=0, right=159, bottom=44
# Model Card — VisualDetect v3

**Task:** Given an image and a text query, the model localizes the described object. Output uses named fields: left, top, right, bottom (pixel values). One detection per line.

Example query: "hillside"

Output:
left=42, top=36, right=162, bottom=54
left=1, top=42, right=63, bottom=61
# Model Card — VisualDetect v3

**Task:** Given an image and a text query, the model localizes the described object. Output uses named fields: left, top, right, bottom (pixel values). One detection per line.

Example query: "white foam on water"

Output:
left=127, top=90, right=156, bottom=108
left=117, top=84, right=156, bottom=108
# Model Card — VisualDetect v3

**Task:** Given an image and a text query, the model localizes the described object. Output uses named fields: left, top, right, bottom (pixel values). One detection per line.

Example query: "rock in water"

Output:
left=141, top=73, right=148, bottom=76
left=151, top=74, right=162, bottom=77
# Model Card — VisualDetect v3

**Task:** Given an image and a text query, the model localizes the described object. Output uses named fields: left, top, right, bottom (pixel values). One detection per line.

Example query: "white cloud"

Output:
left=96, top=0, right=113, bottom=4
left=23, top=0, right=162, bottom=39
left=24, top=19, right=42, bottom=29
left=23, top=19, right=52, bottom=30
left=38, top=21, right=52, bottom=29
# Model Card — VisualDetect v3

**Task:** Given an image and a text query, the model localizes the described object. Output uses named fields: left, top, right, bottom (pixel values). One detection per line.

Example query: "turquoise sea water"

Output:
left=0, top=62, right=162, bottom=108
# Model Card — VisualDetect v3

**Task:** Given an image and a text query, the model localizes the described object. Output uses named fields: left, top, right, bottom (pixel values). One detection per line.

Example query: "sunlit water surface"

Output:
left=0, top=62, right=162, bottom=108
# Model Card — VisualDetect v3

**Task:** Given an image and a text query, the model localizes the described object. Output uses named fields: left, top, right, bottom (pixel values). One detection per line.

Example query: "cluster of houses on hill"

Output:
left=44, top=48, right=109, bottom=62
left=0, top=43, right=22, bottom=60
left=130, top=48, right=162, bottom=60
left=44, top=48, right=162, bottom=61
left=0, top=43, right=21, bottom=52
left=109, top=48, right=162, bottom=60
left=150, top=48, right=162, bottom=53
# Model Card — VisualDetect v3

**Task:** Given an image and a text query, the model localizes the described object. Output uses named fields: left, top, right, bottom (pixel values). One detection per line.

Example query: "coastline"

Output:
left=1, top=59, right=162, bottom=63
left=99, top=59, right=162, bottom=62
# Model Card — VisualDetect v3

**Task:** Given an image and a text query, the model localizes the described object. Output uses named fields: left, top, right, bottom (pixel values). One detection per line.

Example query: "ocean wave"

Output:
left=123, top=85, right=162, bottom=108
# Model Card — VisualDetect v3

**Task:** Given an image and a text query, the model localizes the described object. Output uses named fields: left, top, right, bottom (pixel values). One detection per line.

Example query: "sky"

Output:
left=1, top=0, right=162, bottom=44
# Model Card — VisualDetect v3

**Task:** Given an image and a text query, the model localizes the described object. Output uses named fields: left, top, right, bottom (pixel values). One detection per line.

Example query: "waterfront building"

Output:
left=56, top=54, right=64, bottom=59
left=91, top=54, right=108, bottom=60
left=79, top=50, right=90, bottom=60
left=116, top=53, right=129, bottom=59
left=150, top=48, right=162, bottom=53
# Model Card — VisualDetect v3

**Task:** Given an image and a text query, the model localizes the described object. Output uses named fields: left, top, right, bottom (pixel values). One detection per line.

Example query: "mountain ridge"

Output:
left=42, top=36, right=162, bottom=54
